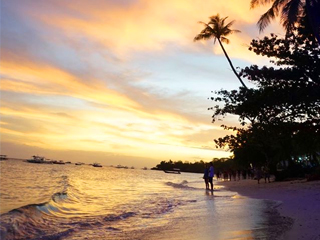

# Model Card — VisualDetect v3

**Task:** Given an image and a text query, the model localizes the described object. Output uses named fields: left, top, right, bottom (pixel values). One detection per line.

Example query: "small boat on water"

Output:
left=116, top=165, right=128, bottom=169
left=164, top=168, right=181, bottom=174
left=93, top=163, right=102, bottom=167
left=0, top=155, right=8, bottom=161
left=27, top=155, right=52, bottom=164
left=26, top=156, right=67, bottom=165
left=75, top=162, right=84, bottom=165
left=52, top=160, right=65, bottom=165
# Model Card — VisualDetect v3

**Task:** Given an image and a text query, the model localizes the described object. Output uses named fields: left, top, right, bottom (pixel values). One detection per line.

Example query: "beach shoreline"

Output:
left=218, top=178, right=320, bottom=240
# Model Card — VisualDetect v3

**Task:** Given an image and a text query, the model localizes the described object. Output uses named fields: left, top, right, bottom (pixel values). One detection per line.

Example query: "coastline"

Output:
left=219, top=178, right=320, bottom=240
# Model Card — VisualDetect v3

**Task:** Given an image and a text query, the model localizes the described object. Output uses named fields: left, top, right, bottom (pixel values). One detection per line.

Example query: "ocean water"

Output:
left=0, top=160, right=281, bottom=240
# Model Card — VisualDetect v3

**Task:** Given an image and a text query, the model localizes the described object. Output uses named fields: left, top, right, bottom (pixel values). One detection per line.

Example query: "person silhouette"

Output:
left=263, top=166, right=271, bottom=183
left=208, top=162, right=214, bottom=191
left=203, top=164, right=209, bottom=189
left=256, top=167, right=262, bottom=184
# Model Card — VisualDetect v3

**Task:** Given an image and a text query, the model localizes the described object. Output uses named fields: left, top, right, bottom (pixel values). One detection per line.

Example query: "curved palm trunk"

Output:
left=217, top=38, right=248, bottom=89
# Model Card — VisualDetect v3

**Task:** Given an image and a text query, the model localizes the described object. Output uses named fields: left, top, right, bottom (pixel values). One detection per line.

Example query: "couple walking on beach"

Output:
left=203, top=163, right=214, bottom=191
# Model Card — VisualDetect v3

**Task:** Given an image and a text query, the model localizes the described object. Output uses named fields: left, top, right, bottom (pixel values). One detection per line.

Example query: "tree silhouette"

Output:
left=194, top=14, right=248, bottom=89
left=210, top=21, right=320, bottom=179
left=251, top=0, right=320, bottom=43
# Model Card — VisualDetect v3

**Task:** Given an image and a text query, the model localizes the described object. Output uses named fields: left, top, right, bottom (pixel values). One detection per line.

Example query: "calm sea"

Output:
left=0, top=160, right=282, bottom=240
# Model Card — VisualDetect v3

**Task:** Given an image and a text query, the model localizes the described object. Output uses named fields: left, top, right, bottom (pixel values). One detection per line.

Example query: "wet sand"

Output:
left=219, top=178, right=320, bottom=240
left=136, top=178, right=320, bottom=240
left=141, top=181, right=295, bottom=240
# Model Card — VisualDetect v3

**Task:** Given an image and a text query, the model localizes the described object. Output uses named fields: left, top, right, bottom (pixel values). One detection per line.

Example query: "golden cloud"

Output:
left=23, top=0, right=280, bottom=59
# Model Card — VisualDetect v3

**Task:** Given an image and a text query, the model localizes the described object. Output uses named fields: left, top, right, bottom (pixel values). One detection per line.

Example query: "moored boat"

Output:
left=52, top=160, right=65, bottom=165
left=164, top=168, right=181, bottom=174
left=93, top=163, right=102, bottom=167
left=26, top=155, right=52, bottom=164
left=116, top=165, right=128, bottom=169
left=0, top=155, right=8, bottom=161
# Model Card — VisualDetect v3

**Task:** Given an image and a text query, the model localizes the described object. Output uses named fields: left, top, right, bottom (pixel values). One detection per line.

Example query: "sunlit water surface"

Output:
left=0, top=160, right=278, bottom=239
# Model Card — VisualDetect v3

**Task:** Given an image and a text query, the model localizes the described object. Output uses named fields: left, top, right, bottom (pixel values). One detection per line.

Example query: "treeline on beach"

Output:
left=152, top=157, right=320, bottom=182
left=152, top=158, right=241, bottom=174
left=182, top=12, right=320, bottom=181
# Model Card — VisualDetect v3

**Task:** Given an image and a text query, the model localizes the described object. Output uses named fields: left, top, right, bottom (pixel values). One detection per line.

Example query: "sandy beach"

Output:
left=220, top=178, right=320, bottom=240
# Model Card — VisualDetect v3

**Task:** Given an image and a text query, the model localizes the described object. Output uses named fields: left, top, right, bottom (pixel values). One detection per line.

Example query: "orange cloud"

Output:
left=1, top=60, right=140, bottom=110
left=23, top=0, right=281, bottom=60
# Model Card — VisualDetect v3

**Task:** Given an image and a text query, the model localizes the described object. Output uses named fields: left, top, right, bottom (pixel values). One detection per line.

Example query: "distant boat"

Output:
left=26, top=155, right=52, bottom=164
left=164, top=168, right=181, bottom=174
left=116, top=165, right=128, bottom=169
left=75, top=162, right=84, bottom=165
left=52, top=160, right=65, bottom=165
left=93, top=163, right=102, bottom=167
left=0, top=155, right=8, bottom=161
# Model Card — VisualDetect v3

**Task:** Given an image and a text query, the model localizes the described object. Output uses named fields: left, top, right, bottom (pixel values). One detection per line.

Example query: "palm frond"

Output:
left=220, top=37, right=230, bottom=44
left=281, top=0, right=302, bottom=31
left=251, top=0, right=274, bottom=9
left=198, top=21, right=209, bottom=26
left=257, top=5, right=277, bottom=32
left=220, top=16, right=229, bottom=28
left=225, top=20, right=236, bottom=29
left=194, top=32, right=215, bottom=41
left=231, top=29, right=241, bottom=34
left=272, top=0, right=290, bottom=12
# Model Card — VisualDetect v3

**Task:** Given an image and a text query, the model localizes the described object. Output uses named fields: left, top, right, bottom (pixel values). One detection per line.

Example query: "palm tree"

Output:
left=251, top=0, right=320, bottom=43
left=194, top=14, right=248, bottom=89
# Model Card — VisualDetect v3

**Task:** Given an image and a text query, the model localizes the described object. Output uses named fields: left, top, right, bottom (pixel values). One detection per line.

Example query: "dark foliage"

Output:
left=251, top=0, right=320, bottom=43
left=152, top=159, right=206, bottom=173
left=152, top=158, right=235, bottom=174
left=209, top=21, right=320, bottom=180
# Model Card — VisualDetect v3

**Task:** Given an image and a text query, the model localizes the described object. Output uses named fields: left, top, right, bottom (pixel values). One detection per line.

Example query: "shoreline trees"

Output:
left=209, top=18, right=320, bottom=180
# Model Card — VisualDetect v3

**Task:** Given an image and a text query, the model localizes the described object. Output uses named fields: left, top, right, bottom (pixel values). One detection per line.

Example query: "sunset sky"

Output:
left=0, top=0, right=283, bottom=167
